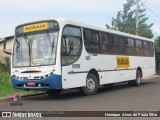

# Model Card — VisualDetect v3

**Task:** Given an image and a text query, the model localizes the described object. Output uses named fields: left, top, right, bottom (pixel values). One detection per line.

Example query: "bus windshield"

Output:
left=13, top=31, right=58, bottom=67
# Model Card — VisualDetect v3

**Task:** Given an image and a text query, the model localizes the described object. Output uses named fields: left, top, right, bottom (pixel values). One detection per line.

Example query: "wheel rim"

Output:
left=137, top=75, right=141, bottom=84
left=86, top=78, right=95, bottom=91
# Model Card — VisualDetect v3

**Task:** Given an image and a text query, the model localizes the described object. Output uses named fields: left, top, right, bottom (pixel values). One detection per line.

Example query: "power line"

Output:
left=141, top=0, right=147, bottom=4
left=144, top=5, right=160, bottom=20
left=146, top=2, right=160, bottom=8
left=139, top=0, right=160, bottom=34
left=149, top=0, right=160, bottom=4
left=140, top=1, right=160, bottom=21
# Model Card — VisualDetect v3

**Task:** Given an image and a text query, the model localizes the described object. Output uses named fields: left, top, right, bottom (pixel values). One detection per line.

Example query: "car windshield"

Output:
left=13, top=31, right=58, bottom=67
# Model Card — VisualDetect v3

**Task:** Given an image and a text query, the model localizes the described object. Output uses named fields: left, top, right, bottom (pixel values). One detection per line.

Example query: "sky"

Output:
left=0, top=0, right=160, bottom=38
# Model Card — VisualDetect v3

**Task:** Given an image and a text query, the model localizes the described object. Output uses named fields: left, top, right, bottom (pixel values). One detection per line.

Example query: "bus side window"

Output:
left=143, top=41, right=150, bottom=56
left=149, top=42, right=154, bottom=57
left=100, top=33, right=109, bottom=54
left=136, top=40, right=143, bottom=56
left=61, top=27, right=82, bottom=66
left=114, top=35, right=125, bottom=54
left=126, top=38, right=135, bottom=55
left=84, top=29, right=100, bottom=54
left=61, top=37, right=68, bottom=56
left=100, top=32, right=114, bottom=54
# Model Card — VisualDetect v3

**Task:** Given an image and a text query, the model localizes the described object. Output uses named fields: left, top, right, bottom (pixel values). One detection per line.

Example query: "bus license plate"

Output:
left=27, top=82, right=36, bottom=86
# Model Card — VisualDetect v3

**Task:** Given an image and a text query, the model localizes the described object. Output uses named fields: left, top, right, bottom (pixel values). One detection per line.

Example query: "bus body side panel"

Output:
left=138, top=57, right=155, bottom=78
left=61, top=45, right=88, bottom=89
left=99, top=70, right=137, bottom=85
left=61, top=66, right=87, bottom=89
left=59, top=20, right=155, bottom=90
left=61, top=48, right=155, bottom=89
left=87, top=55, right=137, bottom=85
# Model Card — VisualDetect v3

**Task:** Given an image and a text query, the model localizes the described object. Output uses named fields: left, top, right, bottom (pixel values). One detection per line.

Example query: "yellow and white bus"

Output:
left=5, top=19, right=155, bottom=96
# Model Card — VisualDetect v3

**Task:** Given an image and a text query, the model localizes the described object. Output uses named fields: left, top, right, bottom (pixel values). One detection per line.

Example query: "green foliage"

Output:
left=0, top=72, right=40, bottom=98
left=155, top=36, right=160, bottom=52
left=155, top=36, right=160, bottom=61
left=0, top=57, right=10, bottom=73
left=106, top=0, right=153, bottom=38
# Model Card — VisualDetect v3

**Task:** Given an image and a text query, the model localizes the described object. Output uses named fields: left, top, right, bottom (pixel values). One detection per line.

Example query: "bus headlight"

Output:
left=41, top=72, right=53, bottom=79
left=48, top=73, right=51, bottom=76
left=41, top=76, right=47, bottom=79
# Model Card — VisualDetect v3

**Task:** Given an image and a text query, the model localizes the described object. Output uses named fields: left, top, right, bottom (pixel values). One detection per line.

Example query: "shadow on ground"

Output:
left=23, top=79, right=157, bottom=101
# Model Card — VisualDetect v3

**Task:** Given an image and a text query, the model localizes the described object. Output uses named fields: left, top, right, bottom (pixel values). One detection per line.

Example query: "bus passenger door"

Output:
left=61, top=26, right=82, bottom=89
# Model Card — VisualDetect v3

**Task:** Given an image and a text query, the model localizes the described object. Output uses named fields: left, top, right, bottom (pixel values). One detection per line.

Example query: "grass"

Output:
left=0, top=72, right=41, bottom=99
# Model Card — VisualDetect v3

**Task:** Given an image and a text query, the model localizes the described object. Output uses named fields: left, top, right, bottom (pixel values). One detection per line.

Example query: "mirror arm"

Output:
left=3, top=50, right=11, bottom=55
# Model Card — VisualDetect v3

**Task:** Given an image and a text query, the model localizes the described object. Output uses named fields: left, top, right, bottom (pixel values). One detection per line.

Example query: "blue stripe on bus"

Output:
left=11, top=74, right=62, bottom=90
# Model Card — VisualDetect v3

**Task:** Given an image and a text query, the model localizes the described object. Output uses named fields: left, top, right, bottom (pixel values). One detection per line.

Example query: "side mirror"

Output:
left=3, top=38, right=11, bottom=55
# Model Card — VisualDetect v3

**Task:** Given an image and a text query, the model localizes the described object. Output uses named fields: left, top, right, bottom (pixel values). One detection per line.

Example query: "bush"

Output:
left=0, top=72, right=40, bottom=98
left=0, top=58, right=41, bottom=98
left=0, top=57, right=10, bottom=73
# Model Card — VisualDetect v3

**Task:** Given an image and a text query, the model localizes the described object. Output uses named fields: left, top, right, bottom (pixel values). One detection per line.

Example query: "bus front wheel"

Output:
left=81, top=73, right=98, bottom=96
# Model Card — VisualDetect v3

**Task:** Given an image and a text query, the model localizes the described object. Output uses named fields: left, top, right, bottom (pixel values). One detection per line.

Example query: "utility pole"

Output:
left=136, top=0, right=140, bottom=35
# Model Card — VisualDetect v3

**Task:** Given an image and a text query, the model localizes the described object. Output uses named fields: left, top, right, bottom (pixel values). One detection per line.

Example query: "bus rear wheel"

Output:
left=128, top=70, right=142, bottom=86
left=81, top=73, right=98, bottom=96
left=46, top=89, right=62, bottom=96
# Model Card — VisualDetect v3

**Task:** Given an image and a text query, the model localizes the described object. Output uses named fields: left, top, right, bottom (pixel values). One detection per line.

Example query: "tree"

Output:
left=106, top=0, right=154, bottom=38
left=155, top=36, right=160, bottom=52
left=155, top=36, right=160, bottom=71
left=0, top=57, right=10, bottom=73
left=155, top=36, right=160, bottom=59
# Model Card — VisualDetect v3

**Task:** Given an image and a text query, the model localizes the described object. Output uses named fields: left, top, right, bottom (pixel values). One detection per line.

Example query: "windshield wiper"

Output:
left=23, top=35, right=30, bottom=47
left=23, top=34, right=34, bottom=66
left=46, top=32, right=52, bottom=45
left=45, top=32, right=57, bottom=64
left=15, top=38, right=20, bottom=46
left=46, top=32, right=55, bottom=54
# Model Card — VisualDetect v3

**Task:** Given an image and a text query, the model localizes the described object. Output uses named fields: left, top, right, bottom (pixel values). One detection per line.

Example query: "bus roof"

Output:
left=16, top=18, right=153, bottom=42
left=56, top=18, right=153, bottom=42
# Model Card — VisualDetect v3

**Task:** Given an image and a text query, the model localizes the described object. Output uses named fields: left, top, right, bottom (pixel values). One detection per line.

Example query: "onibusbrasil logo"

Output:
left=10, top=94, right=23, bottom=106
left=12, top=94, right=21, bottom=102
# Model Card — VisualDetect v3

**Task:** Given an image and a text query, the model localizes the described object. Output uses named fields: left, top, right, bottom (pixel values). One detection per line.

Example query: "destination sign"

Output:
left=23, top=22, right=48, bottom=33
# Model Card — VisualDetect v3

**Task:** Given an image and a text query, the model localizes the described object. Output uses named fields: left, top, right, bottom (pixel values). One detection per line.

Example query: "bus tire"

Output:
left=46, top=89, right=62, bottom=96
left=128, top=70, right=142, bottom=86
left=81, top=73, right=98, bottom=96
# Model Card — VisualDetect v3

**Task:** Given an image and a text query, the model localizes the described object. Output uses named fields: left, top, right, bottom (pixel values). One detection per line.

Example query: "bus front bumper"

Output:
left=11, top=74, right=62, bottom=90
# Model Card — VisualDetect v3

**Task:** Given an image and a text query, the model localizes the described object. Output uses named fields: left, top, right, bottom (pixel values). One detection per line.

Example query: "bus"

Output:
left=4, top=19, right=155, bottom=96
